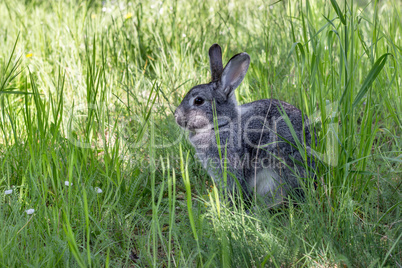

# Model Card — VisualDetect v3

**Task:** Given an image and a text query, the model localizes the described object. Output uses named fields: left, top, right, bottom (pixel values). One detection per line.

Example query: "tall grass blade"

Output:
left=330, top=0, right=346, bottom=25
left=352, top=53, right=391, bottom=108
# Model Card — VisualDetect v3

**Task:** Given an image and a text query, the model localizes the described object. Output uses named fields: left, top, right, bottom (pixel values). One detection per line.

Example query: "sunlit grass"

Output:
left=0, top=0, right=401, bottom=267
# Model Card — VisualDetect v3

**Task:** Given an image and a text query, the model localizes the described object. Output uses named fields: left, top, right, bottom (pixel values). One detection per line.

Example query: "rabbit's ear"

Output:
left=220, top=52, right=250, bottom=96
left=209, top=44, right=224, bottom=81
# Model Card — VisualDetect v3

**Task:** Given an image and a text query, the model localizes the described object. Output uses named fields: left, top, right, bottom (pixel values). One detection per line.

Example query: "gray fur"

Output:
left=175, top=44, right=315, bottom=207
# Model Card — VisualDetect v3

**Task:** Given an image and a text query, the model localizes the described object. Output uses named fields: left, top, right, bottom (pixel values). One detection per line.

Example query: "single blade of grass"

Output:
left=352, top=53, right=392, bottom=108
left=330, top=0, right=346, bottom=25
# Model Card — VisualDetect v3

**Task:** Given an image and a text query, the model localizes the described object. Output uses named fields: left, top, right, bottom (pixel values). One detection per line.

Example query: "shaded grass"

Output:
left=0, top=0, right=401, bottom=267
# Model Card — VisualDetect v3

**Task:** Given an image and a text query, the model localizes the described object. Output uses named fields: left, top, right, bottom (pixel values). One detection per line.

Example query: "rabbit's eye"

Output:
left=193, top=97, right=204, bottom=106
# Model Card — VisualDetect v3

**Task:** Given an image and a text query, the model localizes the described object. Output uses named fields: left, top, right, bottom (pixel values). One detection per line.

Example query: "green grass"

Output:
left=0, top=0, right=401, bottom=267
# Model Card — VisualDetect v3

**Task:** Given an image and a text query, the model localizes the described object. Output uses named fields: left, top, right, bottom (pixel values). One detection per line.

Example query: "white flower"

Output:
left=65, top=181, right=73, bottom=186
left=95, top=187, right=103, bottom=194
left=26, top=209, right=35, bottom=215
left=182, top=33, right=186, bottom=37
left=5, top=189, right=13, bottom=195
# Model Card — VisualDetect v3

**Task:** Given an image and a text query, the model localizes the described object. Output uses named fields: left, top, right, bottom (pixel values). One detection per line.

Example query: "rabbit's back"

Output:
left=240, top=99, right=311, bottom=153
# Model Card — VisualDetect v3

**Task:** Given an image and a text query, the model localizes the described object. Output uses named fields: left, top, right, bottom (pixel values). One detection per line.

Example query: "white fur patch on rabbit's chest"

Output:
left=248, top=169, right=280, bottom=196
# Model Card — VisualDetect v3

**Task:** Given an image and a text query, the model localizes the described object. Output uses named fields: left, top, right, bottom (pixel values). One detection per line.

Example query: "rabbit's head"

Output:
left=175, top=44, right=250, bottom=134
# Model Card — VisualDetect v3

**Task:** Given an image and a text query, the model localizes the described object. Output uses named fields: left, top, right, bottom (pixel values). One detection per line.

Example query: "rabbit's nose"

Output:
left=174, top=108, right=186, bottom=127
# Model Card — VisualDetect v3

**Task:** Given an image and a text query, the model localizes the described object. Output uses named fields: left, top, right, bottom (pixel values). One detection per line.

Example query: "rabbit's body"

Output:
left=175, top=44, right=315, bottom=206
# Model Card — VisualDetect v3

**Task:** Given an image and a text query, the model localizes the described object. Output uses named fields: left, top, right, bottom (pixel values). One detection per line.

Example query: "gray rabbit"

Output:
left=175, top=44, right=315, bottom=207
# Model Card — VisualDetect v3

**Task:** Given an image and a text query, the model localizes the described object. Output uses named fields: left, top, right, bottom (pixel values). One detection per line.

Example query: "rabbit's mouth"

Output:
left=192, top=119, right=230, bottom=133
left=212, top=119, right=230, bottom=130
